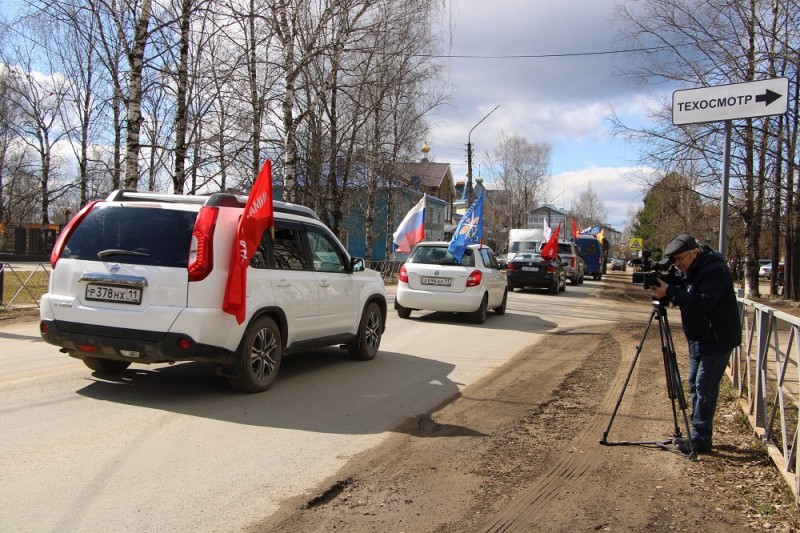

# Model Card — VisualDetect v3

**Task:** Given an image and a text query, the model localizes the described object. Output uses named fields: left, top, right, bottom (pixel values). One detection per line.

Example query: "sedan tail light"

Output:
left=506, top=263, right=517, bottom=272
left=398, top=265, right=409, bottom=283
left=466, top=269, right=482, bottom=287
left=546, top=265, right=557, bottom=274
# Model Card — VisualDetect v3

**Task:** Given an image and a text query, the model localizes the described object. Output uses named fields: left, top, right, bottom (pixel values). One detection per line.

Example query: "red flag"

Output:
left=541, top=222, right=561, bottom=261
left=571, top=218, right=579, bottom=240
left=223, top=160, right=274, bottom=324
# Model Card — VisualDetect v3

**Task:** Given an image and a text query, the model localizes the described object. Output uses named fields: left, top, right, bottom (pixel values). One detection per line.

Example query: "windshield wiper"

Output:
left=97, top=249, right=151, bottom=258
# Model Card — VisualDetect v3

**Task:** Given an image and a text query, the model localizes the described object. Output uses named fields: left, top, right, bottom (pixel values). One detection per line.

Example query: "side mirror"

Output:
left=351, top=257, right=365, bottom=272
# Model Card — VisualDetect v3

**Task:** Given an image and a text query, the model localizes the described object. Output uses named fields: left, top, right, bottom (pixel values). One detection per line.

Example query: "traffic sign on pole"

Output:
left=672, top=77, right=789, bottom=125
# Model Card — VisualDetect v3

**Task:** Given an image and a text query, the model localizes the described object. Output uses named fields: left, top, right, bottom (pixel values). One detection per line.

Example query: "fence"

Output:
left=731, top=297, right=800, bottom=503
left=0, top=262, right=52, bottom=309
left=365, top=260, right=403, bottom=282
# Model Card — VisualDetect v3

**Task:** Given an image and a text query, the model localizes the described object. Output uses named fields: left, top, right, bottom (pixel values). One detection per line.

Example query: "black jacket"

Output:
left=666, top=245, right=742, bottom=351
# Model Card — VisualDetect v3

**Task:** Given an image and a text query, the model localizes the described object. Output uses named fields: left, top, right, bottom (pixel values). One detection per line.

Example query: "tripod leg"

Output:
left=600, top=308, right=657, bottom=444
left=659, top=309, right=697, bottom=460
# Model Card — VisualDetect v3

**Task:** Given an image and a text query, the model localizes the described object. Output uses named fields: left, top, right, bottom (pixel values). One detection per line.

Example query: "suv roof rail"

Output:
left=105, top=189, right=321, bottom=221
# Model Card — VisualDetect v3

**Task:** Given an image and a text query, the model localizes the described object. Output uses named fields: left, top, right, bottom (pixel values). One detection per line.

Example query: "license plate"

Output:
left=85, top=284, right=142, bottom=305
left=522, top=266, right=539, bottom=272
left=421, top=276, right=452, bottom=287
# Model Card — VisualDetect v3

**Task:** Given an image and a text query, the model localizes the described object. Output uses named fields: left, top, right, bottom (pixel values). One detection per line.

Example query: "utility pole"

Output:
left=466, top=106, right=499, bottom=205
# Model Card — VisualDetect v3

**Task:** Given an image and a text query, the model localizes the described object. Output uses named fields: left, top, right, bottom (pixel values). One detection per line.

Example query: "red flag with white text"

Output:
left=223, top=160, right=274, bottom=324
left=540, top=222, right=561, bottom=261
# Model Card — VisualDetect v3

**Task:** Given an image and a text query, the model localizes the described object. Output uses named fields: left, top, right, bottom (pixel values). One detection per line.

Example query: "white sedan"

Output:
left=394, top=242, right=508, bottom=324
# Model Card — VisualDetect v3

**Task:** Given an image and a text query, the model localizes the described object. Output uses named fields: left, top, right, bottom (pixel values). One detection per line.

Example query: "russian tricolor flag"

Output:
left=392, top=196, right=426, bottom=253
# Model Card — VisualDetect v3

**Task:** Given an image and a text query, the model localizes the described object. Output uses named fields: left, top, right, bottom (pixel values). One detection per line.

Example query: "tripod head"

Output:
left=650, top=296, right=670, bottom=310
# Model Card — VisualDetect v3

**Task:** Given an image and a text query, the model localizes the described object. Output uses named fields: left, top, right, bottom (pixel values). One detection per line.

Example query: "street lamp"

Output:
left=466, top=105, right=499, bottom=205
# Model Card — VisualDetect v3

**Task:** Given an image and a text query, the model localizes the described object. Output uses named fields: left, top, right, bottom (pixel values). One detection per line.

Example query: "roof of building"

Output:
left=396, top=160, right=453, bottom=191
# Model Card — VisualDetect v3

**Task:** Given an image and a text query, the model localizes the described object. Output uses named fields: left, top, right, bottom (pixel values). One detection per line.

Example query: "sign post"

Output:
left=672, top=77, right=789, bottom=256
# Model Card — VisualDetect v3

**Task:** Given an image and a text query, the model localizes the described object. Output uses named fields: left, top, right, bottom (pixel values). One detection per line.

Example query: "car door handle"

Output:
left=318, top=279, right=329, bottom=288
left=277, top=279, right=291, bottom=288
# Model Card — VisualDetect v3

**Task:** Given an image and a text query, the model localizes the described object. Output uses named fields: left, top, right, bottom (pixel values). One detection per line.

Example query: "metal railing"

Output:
left=0, top=262, right=50, bottom=309
left=365, top=260, right=403, bottom=282
left=731, top=296, right=800, bottom=502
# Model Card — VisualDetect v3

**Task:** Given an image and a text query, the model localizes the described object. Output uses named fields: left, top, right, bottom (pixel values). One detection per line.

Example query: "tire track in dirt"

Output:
left=479, top=324, right=639, bottom=532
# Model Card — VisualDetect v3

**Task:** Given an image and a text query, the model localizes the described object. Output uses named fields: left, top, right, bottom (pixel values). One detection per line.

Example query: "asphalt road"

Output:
left=0, top=278, right=624, bottom=531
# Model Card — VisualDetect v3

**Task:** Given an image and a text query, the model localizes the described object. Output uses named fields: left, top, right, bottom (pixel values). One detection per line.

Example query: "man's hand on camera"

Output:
left=651, top=277, right=668, bottom=300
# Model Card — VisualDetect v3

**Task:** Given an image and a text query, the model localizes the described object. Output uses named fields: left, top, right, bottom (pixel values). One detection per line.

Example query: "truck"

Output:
left=503, top=228, right=544, bottom=267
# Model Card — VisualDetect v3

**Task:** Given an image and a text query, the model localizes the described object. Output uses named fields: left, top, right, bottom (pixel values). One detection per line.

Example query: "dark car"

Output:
left=506, top=252, right=566, bottom=295
left=539, top=241, right=585, bottom=285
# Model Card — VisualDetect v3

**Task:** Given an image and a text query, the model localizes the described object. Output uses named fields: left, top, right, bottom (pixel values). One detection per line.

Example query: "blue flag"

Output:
left=448, top=193, right=484, bottom=263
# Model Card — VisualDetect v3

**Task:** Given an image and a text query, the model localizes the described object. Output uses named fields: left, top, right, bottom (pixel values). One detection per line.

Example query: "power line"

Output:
left=416, top=43, right=694, bottom=60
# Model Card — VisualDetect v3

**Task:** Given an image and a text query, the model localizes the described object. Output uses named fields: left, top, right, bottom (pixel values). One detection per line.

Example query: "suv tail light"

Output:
left=188, top=206, right=219, bottom=282
left=50, top=200, right=101, bottom=268
left=570, top=257, right=576, bottom=268
left=398, top=265, right=409, bottom=283
left=466, top=269, right=482, bottom=287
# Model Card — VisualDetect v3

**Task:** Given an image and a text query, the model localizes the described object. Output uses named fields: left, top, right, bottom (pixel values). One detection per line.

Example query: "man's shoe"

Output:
left=674, top=437, right=711, bottom=455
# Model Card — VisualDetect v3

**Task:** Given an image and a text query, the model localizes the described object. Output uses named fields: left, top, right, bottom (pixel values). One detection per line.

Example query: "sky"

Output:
left=424, top=0, right=669, bottom=231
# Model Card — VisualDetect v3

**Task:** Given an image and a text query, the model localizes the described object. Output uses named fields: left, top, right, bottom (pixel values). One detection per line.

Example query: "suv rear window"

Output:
left=62, top=204, right=197, bottom=267
left=558, top=244, right=574, bottom=254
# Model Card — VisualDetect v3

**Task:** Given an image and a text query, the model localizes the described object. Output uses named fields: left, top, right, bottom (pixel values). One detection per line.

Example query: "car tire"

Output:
left=472, top=294, right=488, bottom=324
left=570, top=276, right=579, bottom=286
left=560, top=277, right=566, bottom=292
left=549, top=280, right=559, bottom=295
left=507, top=283, right=516, bottom=292
left=228, top=316, right=282, bottom=393
left=349, top=302, right=383, bottom=361
left=396, top=304, right=412, bottom=319
left=82, top=356, right=131, bottom=373
left=494, top=288, right=508, bottom=315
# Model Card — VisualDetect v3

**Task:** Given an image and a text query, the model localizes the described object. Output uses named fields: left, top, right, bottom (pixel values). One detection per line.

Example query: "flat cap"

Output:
left=664, top=234, right=698, bottom=257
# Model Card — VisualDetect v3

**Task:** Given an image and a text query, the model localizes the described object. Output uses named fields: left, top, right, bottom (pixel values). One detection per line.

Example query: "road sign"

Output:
left=629, top=238, right=643, bottom=251
left=672, top=77, right=789, bottom=125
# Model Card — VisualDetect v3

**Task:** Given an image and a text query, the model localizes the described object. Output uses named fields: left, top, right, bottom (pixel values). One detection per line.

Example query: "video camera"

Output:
left=630, top=250, right=682, bottom=289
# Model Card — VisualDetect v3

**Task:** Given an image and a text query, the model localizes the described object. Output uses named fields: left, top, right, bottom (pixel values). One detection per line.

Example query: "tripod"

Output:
left=600, top=298, right=696, bottom=460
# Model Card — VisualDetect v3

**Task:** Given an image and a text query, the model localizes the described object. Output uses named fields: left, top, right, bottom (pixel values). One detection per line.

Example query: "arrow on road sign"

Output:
left=755, top=89, right=782, bottom=106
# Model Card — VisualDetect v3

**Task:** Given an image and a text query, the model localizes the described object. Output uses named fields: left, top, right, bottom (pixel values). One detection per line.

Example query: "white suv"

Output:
left=39, top=190, right=387, bottom=393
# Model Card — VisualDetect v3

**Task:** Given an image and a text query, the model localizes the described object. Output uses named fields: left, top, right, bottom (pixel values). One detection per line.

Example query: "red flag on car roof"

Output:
left=540, top=222, right=561, bottom=261
left=223, top=160, right=274, bottom=324
left=572, top=217, right=579, bottom=240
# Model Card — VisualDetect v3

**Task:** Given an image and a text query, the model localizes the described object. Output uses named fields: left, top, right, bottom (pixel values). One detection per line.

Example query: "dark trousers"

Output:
left=687, top=341, right=732, bottom=445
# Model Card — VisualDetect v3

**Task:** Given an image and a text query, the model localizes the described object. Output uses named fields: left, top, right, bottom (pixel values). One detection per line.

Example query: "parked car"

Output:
left=611, top=257, right=627, bottom=271
left=395, top=242, right=507, bottom=324
left=39, top=189, right=387, bottom=393
left=758, top=259, right=774, bottom=279
left=506, top=252, right=567, bottom=295
left=759, top=260, right=784, bottom=280
left=539, top=241, right=584, bottom=285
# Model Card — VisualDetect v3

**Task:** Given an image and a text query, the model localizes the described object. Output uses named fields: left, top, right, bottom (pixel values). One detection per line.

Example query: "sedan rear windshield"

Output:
left=62, top=204, right=197, bottom=267
left=408, top=246, right=475, bottom=267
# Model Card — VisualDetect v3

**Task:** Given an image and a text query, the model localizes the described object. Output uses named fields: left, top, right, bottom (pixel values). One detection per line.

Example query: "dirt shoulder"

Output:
left=250, top=274, right=798, bottom=532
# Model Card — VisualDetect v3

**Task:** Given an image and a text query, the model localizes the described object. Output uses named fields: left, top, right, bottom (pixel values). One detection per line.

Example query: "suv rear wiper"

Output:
left=97, top=249, right=152, bottom=258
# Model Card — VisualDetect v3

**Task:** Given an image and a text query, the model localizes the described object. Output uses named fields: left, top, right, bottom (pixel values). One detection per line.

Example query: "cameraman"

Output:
left=651, top=234, right=741, bottom=455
